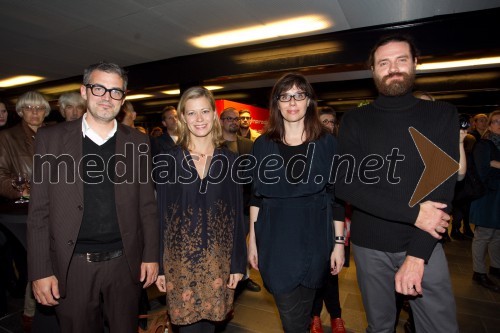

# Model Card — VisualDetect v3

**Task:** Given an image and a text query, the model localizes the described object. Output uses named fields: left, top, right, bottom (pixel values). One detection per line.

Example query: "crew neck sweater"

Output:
left=335, top=93, right=459, bottom=261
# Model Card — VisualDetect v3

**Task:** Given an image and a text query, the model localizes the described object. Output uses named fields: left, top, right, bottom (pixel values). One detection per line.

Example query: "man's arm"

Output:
left=27, top=130, right=60, bottom=305
left=138, top=137, right=159, bottom=286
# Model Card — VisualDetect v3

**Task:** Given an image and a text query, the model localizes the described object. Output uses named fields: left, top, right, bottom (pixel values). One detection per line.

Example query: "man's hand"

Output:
left=32, top=275, right=60, bottom=306
left=140, top=262, right=159, bottom=288
left=395, top=256, right=424, bottom=296
left=415, top=201, right=450, bottom=239
left=227, top=273, right=244, bottom=289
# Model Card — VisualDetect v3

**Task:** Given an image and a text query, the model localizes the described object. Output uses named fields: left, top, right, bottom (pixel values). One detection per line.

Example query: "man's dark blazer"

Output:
left=27, top=120, right=159, bottom=296
left=226, top=136, right=253, bottom=215
left=150, top=131, right=176, bottom=157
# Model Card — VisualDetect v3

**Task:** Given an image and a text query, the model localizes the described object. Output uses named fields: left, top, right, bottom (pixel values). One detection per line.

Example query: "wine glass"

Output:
left=11, top=172, right=29, bottom=204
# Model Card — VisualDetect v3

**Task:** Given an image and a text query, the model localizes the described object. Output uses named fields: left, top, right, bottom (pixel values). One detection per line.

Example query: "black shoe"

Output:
left=473, top=272, right=500, bottom=292
left=245, top=278, right=261, bottom=292
left=490, top=267, right=500, bottom=279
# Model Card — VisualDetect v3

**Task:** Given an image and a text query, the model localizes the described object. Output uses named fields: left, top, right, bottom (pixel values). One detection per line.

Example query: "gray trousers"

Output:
left=472, top=226, right=500, bottom=273
left=353, top=243, right=458, bottom=333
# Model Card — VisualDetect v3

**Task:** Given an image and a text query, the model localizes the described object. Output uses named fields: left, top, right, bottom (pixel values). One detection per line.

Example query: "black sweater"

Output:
left=335, top=93, right=459, bottom=261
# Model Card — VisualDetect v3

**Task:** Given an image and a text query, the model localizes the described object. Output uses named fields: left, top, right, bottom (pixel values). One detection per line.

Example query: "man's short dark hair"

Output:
left=161, top=106, right=176, bottom=121
left=367, top=34, right=419, bottom=68
left=239, top=109, right=251, bottom=117
left=319, top=106, right=336, bottom=117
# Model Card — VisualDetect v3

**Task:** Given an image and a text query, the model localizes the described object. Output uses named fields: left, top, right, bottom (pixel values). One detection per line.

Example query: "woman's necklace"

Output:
left=188, top=149, right=212, bottom=158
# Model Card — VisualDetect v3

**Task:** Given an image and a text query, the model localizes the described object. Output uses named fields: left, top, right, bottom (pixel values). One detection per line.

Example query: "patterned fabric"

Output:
left=156, top=146, right=246, bottom=325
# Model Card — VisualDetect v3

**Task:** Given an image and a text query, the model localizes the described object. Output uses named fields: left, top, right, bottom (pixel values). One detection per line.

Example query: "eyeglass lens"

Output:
left=86, top=84, right=125, bottom=100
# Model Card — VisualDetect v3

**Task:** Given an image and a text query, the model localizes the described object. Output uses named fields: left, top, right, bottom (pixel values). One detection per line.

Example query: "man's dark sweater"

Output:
left=335, top=93, right=459, bottom=261
left=75, top=135, right=123, bottom=253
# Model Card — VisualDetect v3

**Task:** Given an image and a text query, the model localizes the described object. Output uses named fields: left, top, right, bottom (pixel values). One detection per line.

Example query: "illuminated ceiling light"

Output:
left=234, top=42, right=341, bottom=63
left=162, top=86, right=223, bottom=95
left=39, top=83, right=81, bottom=95
left=144, top=99, right=179, bottom=106
left=190, top=15, right=331, bottom=48
left=0, top=75, right=44, bottom=87
left=162, top=89, right=180, bottom=95
left=126, top=94, right=154, bottom=100
left=204, top=85, right=223, bottom=91
left=417, top=56, right=500, bottom=70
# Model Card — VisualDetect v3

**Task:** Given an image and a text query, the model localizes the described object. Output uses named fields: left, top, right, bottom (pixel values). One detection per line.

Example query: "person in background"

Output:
left=0, top=91, right=51, bottom=332
left=136, top=126, right=147, bottom=134
left=248, top=73, right=345, bottom=333
left=150, top=126, right=163, bottom=138
left=155, top=87, right=246, bottom=333
left=116, top=100, right=137, bottom=127
left=151, top=105, right=178, bottom=157
left=219, top=107, right=262, bottom=294
left=238, top=109, right=260, bottom=141
left=318, top=106, right=338, bottom=137
left=470, top=110, right=500, bottom=292
left=27, top=62, right=159, bottom=333
left=58, top=92, right=85, bottom=122
left=335, top=34, right=459, bottom=332
left=0, top=100, right=8, bottom=128
left=470, top=113, right=489, bottom=141
left=310, top=105, right=346, bottom=333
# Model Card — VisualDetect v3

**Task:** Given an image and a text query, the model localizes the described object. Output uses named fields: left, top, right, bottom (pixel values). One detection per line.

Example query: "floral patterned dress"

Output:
left=155, top=146, right=246, bottom=325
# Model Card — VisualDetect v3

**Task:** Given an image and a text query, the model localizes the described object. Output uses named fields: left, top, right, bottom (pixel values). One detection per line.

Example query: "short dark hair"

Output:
left=220, top=107, right=237, bottom=119
left=319, top=106, right=336, bottom=117
left=161, top=106, right=176, bottom=121
left=239, top=109, right=251, bottom=117
left=83, top=62, right=128, bottom=90
left=368, top=34, right=419, bottom=68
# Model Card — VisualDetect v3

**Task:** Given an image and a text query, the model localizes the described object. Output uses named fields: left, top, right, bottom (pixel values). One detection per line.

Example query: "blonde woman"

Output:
left=155, top=86, right=246, bottom=333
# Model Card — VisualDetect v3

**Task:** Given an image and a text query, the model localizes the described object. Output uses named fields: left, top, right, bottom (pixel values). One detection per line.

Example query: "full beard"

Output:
left=374, top=72, right=415, bottom=96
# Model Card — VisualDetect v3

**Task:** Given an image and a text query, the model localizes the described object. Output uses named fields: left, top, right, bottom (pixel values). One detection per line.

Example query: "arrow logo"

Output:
left=408, top=127, right=459, bottom=207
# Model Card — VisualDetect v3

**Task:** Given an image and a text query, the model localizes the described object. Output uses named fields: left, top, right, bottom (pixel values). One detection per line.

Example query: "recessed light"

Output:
left=0, top=75, right=44, bottom=87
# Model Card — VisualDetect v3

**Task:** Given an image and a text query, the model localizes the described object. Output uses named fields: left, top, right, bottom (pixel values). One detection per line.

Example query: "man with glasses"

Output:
left=219, top=107, right=262, bottom=293
left=27, top=62, right=159, bottom=333
left=319, top=106, right=338, bottom=137
left=238, top=109, right=260, bottom=141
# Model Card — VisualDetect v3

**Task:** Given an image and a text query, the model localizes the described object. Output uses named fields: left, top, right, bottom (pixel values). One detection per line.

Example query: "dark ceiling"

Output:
left=1, top=4, right=499, bottom=126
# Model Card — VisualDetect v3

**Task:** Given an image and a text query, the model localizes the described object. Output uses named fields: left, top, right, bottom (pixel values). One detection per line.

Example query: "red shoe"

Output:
left=331, top=317, right=346, bottom=333
left=310, top=315, right=324, bottom=333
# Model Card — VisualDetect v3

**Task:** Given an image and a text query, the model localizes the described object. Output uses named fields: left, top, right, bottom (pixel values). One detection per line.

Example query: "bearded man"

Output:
left=335, top=35, right=459, bottom=332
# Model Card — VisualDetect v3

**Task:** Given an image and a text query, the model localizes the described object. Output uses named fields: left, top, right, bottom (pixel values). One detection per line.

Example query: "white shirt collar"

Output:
left=81, top=113, right=117, bottom=146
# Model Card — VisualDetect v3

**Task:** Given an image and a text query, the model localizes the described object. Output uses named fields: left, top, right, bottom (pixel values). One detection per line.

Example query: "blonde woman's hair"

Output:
left=176, top=86, right=224, bottom=150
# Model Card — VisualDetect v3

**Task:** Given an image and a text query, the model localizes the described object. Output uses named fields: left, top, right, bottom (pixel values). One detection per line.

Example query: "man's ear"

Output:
left=80, top=85, right=88, bottom=100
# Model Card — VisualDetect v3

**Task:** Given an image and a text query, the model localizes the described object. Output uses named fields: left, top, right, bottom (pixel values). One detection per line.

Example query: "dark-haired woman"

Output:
left=248, top=73, right=345, bottom=332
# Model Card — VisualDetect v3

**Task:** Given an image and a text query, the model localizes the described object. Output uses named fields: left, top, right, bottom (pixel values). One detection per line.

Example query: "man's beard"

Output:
left=374, top=71, right=415, bottom=96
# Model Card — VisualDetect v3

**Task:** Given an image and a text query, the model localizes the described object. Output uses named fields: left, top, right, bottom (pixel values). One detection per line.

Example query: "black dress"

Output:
left=250, top=134, right=344, bottom=295
left=155, top=146, right=247, bottom=325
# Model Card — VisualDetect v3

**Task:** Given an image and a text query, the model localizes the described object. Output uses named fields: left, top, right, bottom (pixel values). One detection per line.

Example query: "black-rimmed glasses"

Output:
left=85, top=84, right=125, bottom=100
left=221, top=117, right=240, bottom=122
left=277, top=92, right=308, bottom=102
left=322, top=119, right=337, bottom=125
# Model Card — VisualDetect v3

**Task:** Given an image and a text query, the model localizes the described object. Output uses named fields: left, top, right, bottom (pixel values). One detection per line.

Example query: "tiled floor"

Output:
left=2, top=235, right=500, bottom=332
